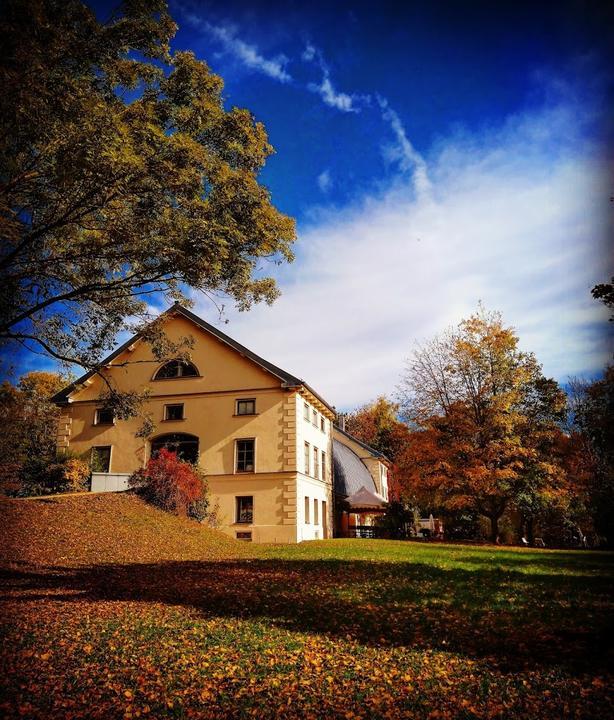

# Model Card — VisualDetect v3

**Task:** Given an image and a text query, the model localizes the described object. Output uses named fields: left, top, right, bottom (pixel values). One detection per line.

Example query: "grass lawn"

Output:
left=1, top=494, right=613, bottom=719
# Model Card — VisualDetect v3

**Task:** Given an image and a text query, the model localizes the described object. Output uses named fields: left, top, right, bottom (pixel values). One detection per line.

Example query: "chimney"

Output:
left=339, top=413, right=346, bottom=431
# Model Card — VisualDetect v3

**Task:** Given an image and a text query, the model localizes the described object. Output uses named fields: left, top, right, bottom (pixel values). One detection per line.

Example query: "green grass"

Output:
left=1, top=494, right=613, bottom=719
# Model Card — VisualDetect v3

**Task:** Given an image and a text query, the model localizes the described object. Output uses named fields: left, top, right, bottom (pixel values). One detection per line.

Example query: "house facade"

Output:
left=53, top=305, right=335, bottom=544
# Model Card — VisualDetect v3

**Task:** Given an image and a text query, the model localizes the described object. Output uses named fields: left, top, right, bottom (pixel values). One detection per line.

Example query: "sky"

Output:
left=22, top=0, right=614, bottom=408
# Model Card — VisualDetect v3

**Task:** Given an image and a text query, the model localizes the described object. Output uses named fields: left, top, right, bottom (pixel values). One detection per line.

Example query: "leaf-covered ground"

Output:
left=1, top=494, right=613, bottom=719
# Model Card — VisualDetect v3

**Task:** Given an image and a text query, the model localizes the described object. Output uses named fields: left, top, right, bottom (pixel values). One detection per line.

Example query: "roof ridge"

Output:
left=51, top=304, right=334, bottom=413
left=333, top=425, right=389, bottom=461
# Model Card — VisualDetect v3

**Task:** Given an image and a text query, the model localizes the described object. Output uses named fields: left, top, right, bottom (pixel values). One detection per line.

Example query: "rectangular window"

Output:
left=236, top=496, right=253, bottom=524
left=313, top=447, right=319, bottom=479
left=320, top=416, right=325, bottom=432
left=164, top=404, right=184, bottom=421
left=304, top=442, right=310, bottom=475
left=313, top=498, right=319, bottom=525
left=236, top=439, right=255, bottom=472
left=303, top=402, right=310, bottom=421
left=94, top=407, right=114, bottom=425
left=312, top=409, right=318, bottom=426
left=304, top=496, right=310, bottom=524
left=321, top=451, right=326, bottom=480
left=236, top=398, right=256, bottom=415
left=91, top=446, right=111, bottom=473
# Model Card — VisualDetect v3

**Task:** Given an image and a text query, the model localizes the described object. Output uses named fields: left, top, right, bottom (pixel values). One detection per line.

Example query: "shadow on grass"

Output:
left=1, top=557, right=612, bottom=673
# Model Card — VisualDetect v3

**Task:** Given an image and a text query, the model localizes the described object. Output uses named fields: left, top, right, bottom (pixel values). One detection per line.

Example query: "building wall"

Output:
left=294, top=393, right=333, bottom=539
left=57, top=312, right=335, bottom=544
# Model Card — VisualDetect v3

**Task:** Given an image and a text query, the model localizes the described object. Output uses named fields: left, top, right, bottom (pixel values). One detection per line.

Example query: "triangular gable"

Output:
left=52, top=303, right=334, bottom=412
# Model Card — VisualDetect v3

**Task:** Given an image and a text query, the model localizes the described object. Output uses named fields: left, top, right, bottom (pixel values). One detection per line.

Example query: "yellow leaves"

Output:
left=1, top=495, right=612, bottom=720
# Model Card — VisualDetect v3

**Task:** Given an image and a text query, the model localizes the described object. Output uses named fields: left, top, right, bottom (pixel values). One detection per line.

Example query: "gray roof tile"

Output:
left=333, top=439, right=377, bottom=497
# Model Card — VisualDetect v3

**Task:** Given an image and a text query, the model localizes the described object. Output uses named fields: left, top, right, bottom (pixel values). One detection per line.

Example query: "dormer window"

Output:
left=154, top=360, right=199, bottom=380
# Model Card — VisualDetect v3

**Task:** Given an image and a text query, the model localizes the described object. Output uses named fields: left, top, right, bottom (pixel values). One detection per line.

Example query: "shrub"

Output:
left=129, top=449, right=207, bottom=517
left=0, top=462, right=23, bottom=496
left=187, top=497, right=210, bottom=523
left=62, top=457, right=90, bottom=492
left=2, top=452, right=91, bottom=497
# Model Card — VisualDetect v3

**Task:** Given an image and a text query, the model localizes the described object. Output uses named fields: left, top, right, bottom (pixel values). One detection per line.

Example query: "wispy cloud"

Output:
left=302, top=43, right=369, bottom=113
left=377, top=95, right=432, bottom=199
left=317, top=169, right=332, bottom=193
left=184, top=14, right=292, bottom=83
left=194, top=94, right=612, bottom=409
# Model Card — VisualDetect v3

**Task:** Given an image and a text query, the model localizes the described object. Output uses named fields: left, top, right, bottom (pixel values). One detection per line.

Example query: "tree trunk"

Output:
left=526, top=517, right=535, bottom=545
left=489, top=515, right=499, bottom=543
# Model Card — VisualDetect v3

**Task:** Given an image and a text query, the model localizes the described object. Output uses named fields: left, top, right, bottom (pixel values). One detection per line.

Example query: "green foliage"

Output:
left=0, top=0, right=295, bottom=389
left=570, top=366, right=614, bottom=544
left=0, top=371, right=70, bottom=495
left=592, top=275, right=614, bottom=321
left=375, top=500, right=415, bottom=539
left=187, top=496, right=210, bottom=523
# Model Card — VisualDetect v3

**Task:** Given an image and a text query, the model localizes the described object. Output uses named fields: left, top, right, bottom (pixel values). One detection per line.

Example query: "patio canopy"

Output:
left=345, top=485, right=387, bottom=512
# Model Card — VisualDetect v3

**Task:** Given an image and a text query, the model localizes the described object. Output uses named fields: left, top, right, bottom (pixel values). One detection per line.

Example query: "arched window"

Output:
left=154, top=359, right=199, bottom=380
left=150, top=433, right=199, bottom=464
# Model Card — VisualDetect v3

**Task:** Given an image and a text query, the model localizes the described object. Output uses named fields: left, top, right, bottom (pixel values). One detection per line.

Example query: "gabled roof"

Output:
left=332, top=439, right=377, bottom=497
left=52, top=303, right=334, bottom=412
left=346, top=485, right=386, bottom=510
left=333, top=425, right=389, bottom=462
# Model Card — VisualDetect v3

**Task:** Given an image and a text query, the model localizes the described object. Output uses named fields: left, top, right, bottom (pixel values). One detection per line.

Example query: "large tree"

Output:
left=0, top=0, right=295, bottom=380
left=398, top=308, right=567, bottom=542
left=344, top=396, right=411, bottom=462
left=0, top=371, right=66, bottom=492
left=569, top=367, right=614, bottom=544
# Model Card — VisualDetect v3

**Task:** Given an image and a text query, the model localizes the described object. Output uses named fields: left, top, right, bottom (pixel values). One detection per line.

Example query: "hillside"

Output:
left=1, top=492, right=250, bottom=567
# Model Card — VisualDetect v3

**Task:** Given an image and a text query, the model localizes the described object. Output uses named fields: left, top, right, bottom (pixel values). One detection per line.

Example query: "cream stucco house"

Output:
left=52, top=304, right=390, bottom=543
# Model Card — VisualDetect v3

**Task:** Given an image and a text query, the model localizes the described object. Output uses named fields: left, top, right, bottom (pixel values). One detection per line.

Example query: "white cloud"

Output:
left=302, top=43, right=368, bottom=113
left=308, top=73, right=360, bottom=112
left=377, top=95, right=432, bottom=200
left=194, top=97, right=612, bottom=410
left=317, top=169, right=332, bottom=193
left=186, top=16, right=292, bottom=83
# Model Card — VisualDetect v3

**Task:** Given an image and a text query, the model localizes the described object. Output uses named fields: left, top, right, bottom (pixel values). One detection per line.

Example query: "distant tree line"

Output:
left=346, top=305, right=613, bottom=548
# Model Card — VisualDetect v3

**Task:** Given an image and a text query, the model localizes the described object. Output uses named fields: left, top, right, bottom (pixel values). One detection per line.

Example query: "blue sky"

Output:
left=19, top=0, right=614, bottom=408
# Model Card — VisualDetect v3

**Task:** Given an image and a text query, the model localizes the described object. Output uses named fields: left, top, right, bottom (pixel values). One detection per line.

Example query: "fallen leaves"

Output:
left=0, top=493, right=613, bottom=719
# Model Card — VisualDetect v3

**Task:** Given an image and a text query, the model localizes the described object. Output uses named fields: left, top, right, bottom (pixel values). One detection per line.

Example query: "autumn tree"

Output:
left=0, top=371, right=67, bottom=492
left=344, top=397, right=410, bottom=461
left=569, top=367, right=614, bottom=544
left=398, top=307, right=567, bottom=542
left=0, top=0, right=295, bottom=388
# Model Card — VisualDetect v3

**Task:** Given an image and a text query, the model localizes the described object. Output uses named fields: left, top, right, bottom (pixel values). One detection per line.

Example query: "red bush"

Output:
left=129, top=449, right=205, bottom=516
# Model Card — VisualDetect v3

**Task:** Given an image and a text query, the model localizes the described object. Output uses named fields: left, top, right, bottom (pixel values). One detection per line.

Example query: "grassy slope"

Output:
left=1, top=493, right=613, bottom=720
